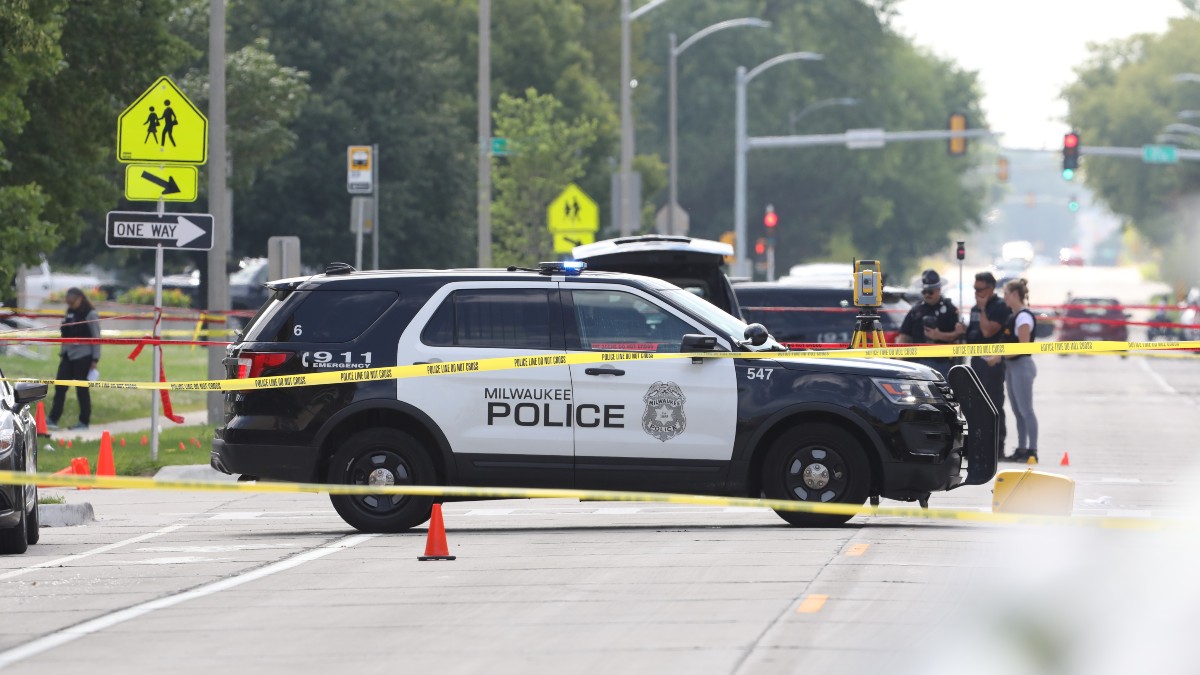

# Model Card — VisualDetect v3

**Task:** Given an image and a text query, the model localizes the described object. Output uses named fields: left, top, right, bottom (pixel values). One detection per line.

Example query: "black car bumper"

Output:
left=211, top=436, right=322, bottom=484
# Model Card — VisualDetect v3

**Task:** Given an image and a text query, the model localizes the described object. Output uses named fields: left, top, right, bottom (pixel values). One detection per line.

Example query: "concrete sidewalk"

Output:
left=46, top=409, right=210, bottom=442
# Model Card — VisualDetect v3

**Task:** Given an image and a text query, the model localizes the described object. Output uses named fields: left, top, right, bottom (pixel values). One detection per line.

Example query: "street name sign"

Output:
left=123, top=164, right=199, bottom=202
left=1143, top=144, right=1178, bottom=164
left=117, top=77, right=208, bottom=165
left=105, top=211, right=214, bottom=251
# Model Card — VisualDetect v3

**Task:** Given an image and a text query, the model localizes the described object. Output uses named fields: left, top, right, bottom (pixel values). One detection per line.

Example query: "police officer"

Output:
left=965, top=271, right=1013, bottom=452
left=896, top=269, right=963, bottom=378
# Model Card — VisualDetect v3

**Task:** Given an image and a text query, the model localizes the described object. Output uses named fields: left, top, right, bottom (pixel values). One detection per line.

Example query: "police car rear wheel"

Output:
left=328, top=429, right=435, bottom=533
left=762, top=424, right=869, bottom=527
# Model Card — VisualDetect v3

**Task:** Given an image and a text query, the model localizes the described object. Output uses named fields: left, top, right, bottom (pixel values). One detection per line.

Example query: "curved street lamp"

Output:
left=619, top=0, right=675, bottom=235
left=789, top=97, right=859, bottom=133
left=734, top=52, right=825, bottom=277
left=667, top=18, right=771, bottom=234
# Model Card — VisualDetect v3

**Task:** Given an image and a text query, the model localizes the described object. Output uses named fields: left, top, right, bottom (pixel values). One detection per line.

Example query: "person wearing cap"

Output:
left=896, top=269, right=964, bottom=378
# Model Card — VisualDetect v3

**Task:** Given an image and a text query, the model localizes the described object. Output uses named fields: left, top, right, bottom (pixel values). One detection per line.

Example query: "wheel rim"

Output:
left=782, top=445, right=850, bottom=503
left=346, top=447, right=416, bottom=516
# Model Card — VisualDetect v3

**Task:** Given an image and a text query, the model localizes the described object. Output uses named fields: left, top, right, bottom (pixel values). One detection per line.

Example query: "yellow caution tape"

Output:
left=3, top=470, right=1178, bottom=530
left=3, top=340, right=1198, bottom=392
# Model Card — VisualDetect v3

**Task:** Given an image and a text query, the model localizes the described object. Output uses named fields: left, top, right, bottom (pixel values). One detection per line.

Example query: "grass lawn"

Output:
left=0, top=344, right=217, bottom=426
left=38, top=425, right=217, bottom=476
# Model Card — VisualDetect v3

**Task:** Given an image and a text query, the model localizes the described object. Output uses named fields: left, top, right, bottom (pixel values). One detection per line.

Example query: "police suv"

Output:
left=213, top=262, right=998, bottom=533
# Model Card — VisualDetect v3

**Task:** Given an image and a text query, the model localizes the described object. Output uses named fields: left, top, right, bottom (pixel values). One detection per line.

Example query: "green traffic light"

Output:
left=1068, top=201, right=1079, bottom=212
left=1062, top=168, right=1075, bottom=180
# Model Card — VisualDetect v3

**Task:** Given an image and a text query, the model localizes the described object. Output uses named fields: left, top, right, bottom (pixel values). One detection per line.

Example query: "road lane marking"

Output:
left=0, top=524, right=187, bottom=581
left=1138, top=357, right=1195, bottom=404
left=845, top=543, right=870, bottom=556
left=796, top=594, right=829, bottom=613
left=0, top=533, right=377, bottom=670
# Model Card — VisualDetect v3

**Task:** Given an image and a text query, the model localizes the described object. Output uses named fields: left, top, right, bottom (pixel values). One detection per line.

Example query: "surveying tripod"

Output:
left=850, top=313, right=887, bottom=348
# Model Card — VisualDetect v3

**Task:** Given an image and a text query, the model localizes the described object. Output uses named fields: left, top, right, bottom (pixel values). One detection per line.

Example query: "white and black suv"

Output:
left=214, top=262, right=998, bottom=532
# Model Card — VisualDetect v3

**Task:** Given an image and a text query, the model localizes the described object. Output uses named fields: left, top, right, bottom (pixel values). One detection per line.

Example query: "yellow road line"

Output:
left=845, top=543, right=870, bottom=556
left=796, top=594, right=829, bottom=613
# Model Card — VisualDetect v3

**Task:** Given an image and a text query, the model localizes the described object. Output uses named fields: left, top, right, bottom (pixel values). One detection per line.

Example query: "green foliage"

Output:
left=491, top=89, right=599, bottom=266
left=1064, top=17, right=1200, bottom=288
left=117, top=287, right=193, bottom=308
left=38, top=425, right=217, bottom=476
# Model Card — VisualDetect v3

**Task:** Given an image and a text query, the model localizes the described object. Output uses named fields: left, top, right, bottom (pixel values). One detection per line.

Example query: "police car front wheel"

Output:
left=327, top=428, right=436, bottom=533
left=762, top=424, right=869, bottom=527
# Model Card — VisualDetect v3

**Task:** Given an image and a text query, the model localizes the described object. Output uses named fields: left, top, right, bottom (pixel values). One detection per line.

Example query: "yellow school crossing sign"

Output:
left=547, top=183, right=599, bottom=253
left=123, top=164, right=199, bottom=202
left=117, top=77, right=208, bottom=165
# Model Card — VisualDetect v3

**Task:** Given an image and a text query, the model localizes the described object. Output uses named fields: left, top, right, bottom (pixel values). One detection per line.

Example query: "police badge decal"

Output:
left=642, top=381, right=687, bottom=442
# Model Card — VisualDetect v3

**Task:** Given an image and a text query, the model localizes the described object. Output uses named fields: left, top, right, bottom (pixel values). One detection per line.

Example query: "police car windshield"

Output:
left=660, top=288, right=749, bottom=341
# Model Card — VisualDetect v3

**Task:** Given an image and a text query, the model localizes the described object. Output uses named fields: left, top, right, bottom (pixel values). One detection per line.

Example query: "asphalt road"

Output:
left=1, top=352, right=1196, bottom=675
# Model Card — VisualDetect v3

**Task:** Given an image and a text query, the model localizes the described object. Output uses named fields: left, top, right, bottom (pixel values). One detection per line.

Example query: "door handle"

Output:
left=412, top=359, right=443, bottom=365
left=585, top=367, right=625, bottom=376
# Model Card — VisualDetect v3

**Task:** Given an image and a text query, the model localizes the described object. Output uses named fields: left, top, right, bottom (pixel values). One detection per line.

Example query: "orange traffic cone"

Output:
left=141, top=434, right=148, bottom=446
left=96, top=431, right=116, bottom=478
left=72, top=457, right=92, bottom=490
left=418, top=504, right=456, bottom=561
left=1060, top=452, right=1070, bottom=466
left=178, top=441, right=185, bottom=451
left=66, top=439, right=72, bottom=449
left=120, top=437, right=126, bottom=447
left=38, top=463, right=77, bottom=488
left=35, top=402, right=49, bottom=437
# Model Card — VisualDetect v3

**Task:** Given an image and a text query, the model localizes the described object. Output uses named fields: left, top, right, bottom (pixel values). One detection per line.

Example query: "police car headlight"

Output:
left=872, top=378, right=940, bottom=406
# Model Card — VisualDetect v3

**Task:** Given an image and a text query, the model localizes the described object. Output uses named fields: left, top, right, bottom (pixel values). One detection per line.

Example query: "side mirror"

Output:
left=681, top=334, right=719, bottom=351
left=743, top=323, right=769, bottom=347
left=13, top=382, right=48, bottom=412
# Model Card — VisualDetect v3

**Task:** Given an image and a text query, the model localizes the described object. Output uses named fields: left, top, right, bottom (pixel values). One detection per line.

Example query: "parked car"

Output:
left=0, top=373, right=47, bottom=554
left=735, top=282, right=910, bottom=347
left=572, top=236, right=741, bottom=319
left=1057, top=297, right=1128, bottom=342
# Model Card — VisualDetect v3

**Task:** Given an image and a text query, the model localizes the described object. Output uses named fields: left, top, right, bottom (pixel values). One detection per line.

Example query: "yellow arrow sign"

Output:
left=117, top=77, right=208, bottom=165
left=547, top=183, right=598, bottom=233
left=124, top=164, right=199, bottom=202
left=553, top=230, right=595, bottom=254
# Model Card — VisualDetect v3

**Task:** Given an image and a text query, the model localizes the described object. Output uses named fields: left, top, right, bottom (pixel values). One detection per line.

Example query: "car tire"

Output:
left=327, top=428, right=436, bottom=533
left=0, top=485, right=30, bottom=554
left=26, top=486, right=39, bottom=545
left=762, top=423, right=870, bottom=527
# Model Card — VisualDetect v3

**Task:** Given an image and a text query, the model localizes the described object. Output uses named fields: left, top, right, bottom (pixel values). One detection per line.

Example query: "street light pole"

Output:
left=620, top=0, right=673, bottom=236
left=668, top=17, right=770, bottom=235
left=789, top=97, right=858, bottom=134
left=733, top=52, right=824, bottom=278
left=477, top=0, right=491, bottom=267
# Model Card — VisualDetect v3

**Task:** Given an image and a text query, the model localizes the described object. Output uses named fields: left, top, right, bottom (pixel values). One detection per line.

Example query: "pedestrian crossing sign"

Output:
left=116, top=77, right=208, bottom=165
left=547, top=184, right=599, bottom=234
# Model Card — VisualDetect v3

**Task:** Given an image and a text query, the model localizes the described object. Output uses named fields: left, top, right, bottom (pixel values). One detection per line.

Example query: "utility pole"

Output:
left=477, top=0, right=491, bottom=266
left=619, top=0, right=634, bottom=235
left=206, top=0, right=228, bottom=423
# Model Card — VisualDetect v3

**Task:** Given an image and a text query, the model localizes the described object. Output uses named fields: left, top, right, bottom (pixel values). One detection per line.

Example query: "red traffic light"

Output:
left=1064, top=133, right=1079, bottom=149
left=755, top=239, right=766, bottom=255
left=763, top=204, right=777, bottom=229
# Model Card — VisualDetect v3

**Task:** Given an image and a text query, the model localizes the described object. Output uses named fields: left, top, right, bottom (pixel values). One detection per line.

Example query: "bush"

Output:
left=116, top=286, right=193, bottom=308
left=46, top=286, right=109, bottom=304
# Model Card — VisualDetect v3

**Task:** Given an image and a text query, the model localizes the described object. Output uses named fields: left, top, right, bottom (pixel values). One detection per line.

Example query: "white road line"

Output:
left=1138, top=357, right=1190, bottom=401
left=0, top=533, right=377, bottom=670
left=0, top=524, right=187, bottom=581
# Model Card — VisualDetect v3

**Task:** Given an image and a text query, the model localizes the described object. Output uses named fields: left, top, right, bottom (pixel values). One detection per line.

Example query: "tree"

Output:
left=490, top=88, right=598, bottom=266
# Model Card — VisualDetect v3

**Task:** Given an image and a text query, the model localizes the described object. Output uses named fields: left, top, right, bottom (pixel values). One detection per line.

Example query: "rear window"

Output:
left=1067, top=299, right=1120, bottom=317
left=246, top=290, right=397, bottom=343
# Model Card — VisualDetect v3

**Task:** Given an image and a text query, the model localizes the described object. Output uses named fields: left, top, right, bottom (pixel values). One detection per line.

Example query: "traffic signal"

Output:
left=956, top=241, right=965, bottom=261
left=755, top=238, right=767, bottom=256
left=1068, top=195, right=1079, bottom=212
left=997, top=156, right=1009, bottom=182
left=763, top=204, right=778, bottom=229
left=947, top=112, right=968, bottom=156
left=1062, top=132, right=1080, bottom=180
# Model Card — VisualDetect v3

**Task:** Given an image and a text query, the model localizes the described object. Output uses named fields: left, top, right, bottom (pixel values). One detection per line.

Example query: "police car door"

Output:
left=563, top=284, right=737, bottom=493
left=396, top=282, right=573, bottom=488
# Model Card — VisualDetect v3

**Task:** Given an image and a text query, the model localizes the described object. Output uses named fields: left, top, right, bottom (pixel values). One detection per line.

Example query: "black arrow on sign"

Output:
left=140, top=170, right=181, bottom=195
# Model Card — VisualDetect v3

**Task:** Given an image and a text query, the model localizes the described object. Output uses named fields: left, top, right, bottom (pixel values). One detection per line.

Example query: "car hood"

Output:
left=767, top=355, right=939, bottom=380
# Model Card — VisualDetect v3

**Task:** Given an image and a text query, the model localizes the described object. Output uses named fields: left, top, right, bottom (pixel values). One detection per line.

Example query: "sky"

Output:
left=891, top=0, right=1190, bottom=149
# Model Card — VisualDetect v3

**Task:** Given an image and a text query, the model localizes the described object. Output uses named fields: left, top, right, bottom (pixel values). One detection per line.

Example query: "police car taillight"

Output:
left=236, top=351, right=291, bottom=378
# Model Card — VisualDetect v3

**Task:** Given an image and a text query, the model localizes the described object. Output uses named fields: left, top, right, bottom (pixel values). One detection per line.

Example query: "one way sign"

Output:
left=105, top=211, right=213, bottom=250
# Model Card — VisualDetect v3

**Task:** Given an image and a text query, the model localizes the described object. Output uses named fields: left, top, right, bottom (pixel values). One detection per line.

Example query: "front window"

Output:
left=660, top=288, right=748, bottom=342
left=571, top=290, right=696, bottom=353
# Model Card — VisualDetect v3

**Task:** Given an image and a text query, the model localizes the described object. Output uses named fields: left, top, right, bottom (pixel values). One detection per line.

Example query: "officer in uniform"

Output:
left=965, top=271, right=1013, bottom=452
left=896, top=269, right=963, bottom=378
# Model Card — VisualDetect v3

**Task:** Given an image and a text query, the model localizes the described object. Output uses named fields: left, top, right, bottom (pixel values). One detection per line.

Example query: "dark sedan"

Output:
left=0, top=372, right=48, bottom=554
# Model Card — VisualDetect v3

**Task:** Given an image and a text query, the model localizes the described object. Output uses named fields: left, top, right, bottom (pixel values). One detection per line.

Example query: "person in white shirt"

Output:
left=986, top=278, right=1038, bottom=463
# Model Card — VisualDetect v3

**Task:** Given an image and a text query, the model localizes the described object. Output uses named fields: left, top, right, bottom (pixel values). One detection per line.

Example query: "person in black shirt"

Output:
left=896, top=269, right=963, bottom=378
left=47, top=288, right=101, bottom=431
left=965, top=271, right=1013, bottom=453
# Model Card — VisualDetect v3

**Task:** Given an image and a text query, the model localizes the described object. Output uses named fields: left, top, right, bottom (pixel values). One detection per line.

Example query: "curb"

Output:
left=153, top=464, right=238, bottom=482
left=39, top=503, right=95, bottom=527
